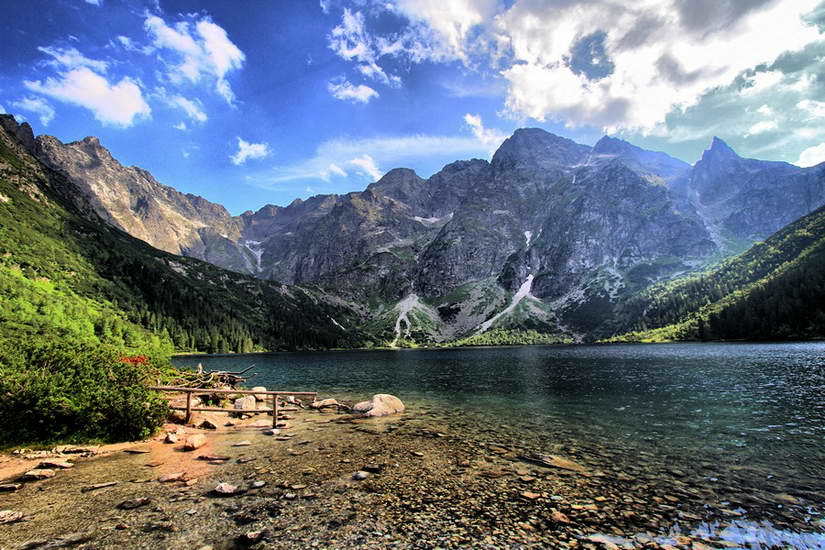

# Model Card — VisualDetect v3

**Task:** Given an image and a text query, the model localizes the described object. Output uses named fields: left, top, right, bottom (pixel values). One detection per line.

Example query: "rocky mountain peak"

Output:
left=492, top=127, right=591, bottom=169
left=593, top=135, right=637, bottom=155
left=0, top=114, right=35, bottom=153
left=701, top=137, right=739, bottom=163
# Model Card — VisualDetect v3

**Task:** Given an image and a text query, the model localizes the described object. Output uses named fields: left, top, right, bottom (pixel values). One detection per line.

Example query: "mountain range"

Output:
left=4, top=114, right=825, bottom=347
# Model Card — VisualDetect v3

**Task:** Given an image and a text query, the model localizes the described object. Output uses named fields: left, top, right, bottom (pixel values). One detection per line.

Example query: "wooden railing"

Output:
left=150, top=386, right=317, bottom=428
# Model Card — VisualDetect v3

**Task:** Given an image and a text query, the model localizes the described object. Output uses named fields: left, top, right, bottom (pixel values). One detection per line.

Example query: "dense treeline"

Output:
left=446, top=328, right=572, bottom=347
left=0, top=130, right=364, bottom=355
left=607, top=206, right=825, bottom=341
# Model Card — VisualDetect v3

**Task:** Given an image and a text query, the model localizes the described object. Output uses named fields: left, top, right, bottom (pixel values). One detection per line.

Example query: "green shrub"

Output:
left=0, top=338, right=169, bottom=447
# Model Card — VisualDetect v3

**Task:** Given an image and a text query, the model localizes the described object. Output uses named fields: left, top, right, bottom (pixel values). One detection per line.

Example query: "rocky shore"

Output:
left=1, top=395, right=823, bottom=549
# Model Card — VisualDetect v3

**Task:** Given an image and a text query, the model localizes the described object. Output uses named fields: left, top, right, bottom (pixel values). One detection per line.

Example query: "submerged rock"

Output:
left=184, top=435, right=207, bottom=451
left=359, top=394, right=405, bottom=417
left=310, top=398, right=340, bottom=409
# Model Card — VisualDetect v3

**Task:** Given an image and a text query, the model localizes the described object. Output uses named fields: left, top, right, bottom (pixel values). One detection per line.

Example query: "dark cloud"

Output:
left=613, top=13, right=667, bottom=51
left=675, top=0, right=778, bottom=36
left=656, top=53, right=709, bottom=85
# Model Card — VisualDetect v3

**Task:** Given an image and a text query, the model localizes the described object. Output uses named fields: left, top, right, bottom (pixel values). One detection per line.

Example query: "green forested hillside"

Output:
left=0, top=119, right=363, bottom=355
left=607, top=205, right=825, bottom=341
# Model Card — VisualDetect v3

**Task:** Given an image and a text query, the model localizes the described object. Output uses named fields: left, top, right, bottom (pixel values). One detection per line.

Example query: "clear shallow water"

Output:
left=174, top=342, right=825, bottom=543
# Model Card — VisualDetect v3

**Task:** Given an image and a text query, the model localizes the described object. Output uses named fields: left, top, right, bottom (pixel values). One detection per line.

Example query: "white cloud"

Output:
left=798, top=99, right=825, bottom=119
left=746, top=119, right=778, bottom=136
left=84, top=0, right=101, bottom=5
left=167, top=94, right=207, bottom=123
left=24, top=67, right=150, bottom=127
left=174, top=121, right=187, bottom=131
left=253, top=131, right=499, bottom=186
left=0, top=103, right=5, bottom=113
left=328, top=79, right=378, bottom=103
left=38, top=46, right=109, bottom=72
left=334, top=1, right=821, bottom=133
left=496, top=1, right=823, bottom=131
left=464, top=113, right=507, bottom=151
left=797, top=143, right=825, bottom=167
left=144, top=14, right=245, bottom=104
left=348, top=154, right=382, bottom=180
left=10, top=96, right=55, bottom=126
left=231, top=137, right=270, bottom=165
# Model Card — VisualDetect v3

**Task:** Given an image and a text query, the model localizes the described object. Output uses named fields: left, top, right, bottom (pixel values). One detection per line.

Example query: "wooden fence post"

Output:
left=185, top=391, right=192, bottom=424
left=273, top=394, right=279, bottom=428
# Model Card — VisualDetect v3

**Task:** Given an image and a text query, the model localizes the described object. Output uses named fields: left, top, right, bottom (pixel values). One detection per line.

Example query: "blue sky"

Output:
left=2, top=0, right=825, bottom=214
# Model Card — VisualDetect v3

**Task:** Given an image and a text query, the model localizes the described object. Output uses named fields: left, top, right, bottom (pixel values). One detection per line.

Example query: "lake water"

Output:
left=174, top=342, right=825, bottom=546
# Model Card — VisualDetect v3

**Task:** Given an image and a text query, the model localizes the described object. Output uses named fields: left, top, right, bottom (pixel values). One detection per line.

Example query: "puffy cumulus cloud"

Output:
left=24, top=67, right=150, bottom=127
left=328, top=1, right=822, bottom=134
left=327, top=78, right=378, bottom=103
left=230, top=137, right=271, bottom=165
left=11, top=96, right=56, bottom=126
left=38, top=46, right=109, bottom=72
left=144, top=14, right=245, bottom=104
left=797, top=99, right=825, bottom=119
left=348, top=154, right=382, bottom=180
left=495, top=0, right=823, bottom=131
left=464, top=113, right=507, bottom=151
left=797, top=143, right=825, bottom=167
left=745, top=119, right=778, bottom=136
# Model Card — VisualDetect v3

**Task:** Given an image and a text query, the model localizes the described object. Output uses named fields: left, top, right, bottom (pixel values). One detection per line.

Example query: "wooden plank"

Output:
left=169, top=406, right=272, bottom=413
left=149, top=386, right=316, bottom=397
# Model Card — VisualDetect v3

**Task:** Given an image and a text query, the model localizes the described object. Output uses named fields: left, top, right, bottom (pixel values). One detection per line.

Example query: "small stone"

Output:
left=232, top=440, right=252, bottom=447
left=198, top=420, right=218, bottom=430
left=164, top=433, right=178, bottom=444
left=0, top=484, right=22, bottom=492
left=290, top=484, right=307, bottom=490
left=184, top=434, right=207, bottom=451
left=521, top=491, right=542, bottom=500
left=123, top=448, right=150, bottom=454
left=114, top=523, right=128, bottom=530
left=549, top=509, right=571, bottom=524
left=262, top=429, right=280, bottom=436
left=352, top=471, right=369, bottom=481
left=310, top=398, right=340, bottom=409
left=117, top=497, right=151, bottom=510
left=362, top=464, right=383, bottom=474
left=197, top=454, right=229, bottom=462
left=39, top=460, right=73, bottom=469
left=22, top=469, right=55, bottom=480
left=213, top=482, right=238, bottom=496
left=158, top=472, right=186, bottom=483
left=411, top=451, right=424, bottom=457
left=252, top=481, right=266, bottom=488
left=284, top=493, right=297, bottom=500
left=0, top=510, right=24, bottom=524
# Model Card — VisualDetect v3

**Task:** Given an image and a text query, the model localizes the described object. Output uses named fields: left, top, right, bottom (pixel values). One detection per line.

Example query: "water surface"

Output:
left=174, top=342, right=825, bottom=544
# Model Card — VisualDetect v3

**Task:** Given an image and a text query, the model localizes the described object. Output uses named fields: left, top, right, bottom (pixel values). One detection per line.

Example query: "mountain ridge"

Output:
left=24, top=119, right=825, bottom=343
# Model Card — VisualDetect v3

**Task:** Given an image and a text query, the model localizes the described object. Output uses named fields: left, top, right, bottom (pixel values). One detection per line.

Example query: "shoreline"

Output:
left=2, top=396, right=823, bottom=549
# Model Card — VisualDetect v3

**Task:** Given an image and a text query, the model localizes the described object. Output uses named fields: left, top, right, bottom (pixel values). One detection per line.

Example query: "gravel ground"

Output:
left=1, top=402, right=823, bottom=549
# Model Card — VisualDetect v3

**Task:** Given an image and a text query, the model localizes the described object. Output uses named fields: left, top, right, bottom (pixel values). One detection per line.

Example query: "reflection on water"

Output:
left=174, top=342, right=825, bottom=543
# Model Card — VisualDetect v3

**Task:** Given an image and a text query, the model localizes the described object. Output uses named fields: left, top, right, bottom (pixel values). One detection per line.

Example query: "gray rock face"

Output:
left=26, top=120, right=825, bottom=340
left=33, top=134, right=255, bottom=274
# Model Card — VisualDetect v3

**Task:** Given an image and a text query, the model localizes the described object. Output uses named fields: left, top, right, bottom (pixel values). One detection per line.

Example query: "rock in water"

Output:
left=362, top=394, right=405, bottom=417
left=22, top=469, right=56, bottom=480
left=352, top=400, right=373, bottom=413
left=0, top=510, right=24, bottom=524
left=213, top=482, right=238, bottom=495
left=310, top=398, right=340, bottom=409
left=184, top=434, right=207, bottom=451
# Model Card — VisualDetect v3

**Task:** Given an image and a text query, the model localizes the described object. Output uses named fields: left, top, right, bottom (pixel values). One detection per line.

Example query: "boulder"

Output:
left=361, top=394, right=405, bottom=417
left=250, top=387, right=267, bottom=402
left=164, top=433, right=178, bottom=444
left=234, top=395, right=256, bottom=411
left=352, top=401, right=373, bottom=413
left=22, top=469, right=56, bottom=480
left=183, top=434, right=207, bottom=451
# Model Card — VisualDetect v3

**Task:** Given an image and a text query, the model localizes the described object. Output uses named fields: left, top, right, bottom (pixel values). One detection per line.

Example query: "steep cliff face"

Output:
left=24, top=123, right=825, bottom=342
left=34, top=134, right=255, bottom=274
left=689, top=137, right=825, bottom=246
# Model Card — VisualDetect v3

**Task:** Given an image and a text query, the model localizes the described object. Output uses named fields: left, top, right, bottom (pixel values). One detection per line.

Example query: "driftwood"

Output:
left=165, top=364, right=256, bottom=389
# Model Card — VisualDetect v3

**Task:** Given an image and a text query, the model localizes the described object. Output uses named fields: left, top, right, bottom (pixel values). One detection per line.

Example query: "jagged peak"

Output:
left=593, top=135, right=639, bottom=155
left=697, top=136, right=740, bottom=166
left=0, top=114, right=36, bottom=152
left=368, top=167, right=421, bottom=187
left=493, top=127, right=591, bottom=167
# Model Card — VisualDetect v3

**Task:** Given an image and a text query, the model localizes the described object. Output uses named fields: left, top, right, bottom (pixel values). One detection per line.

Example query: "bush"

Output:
left=0, top=338, right=169, bottom=447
